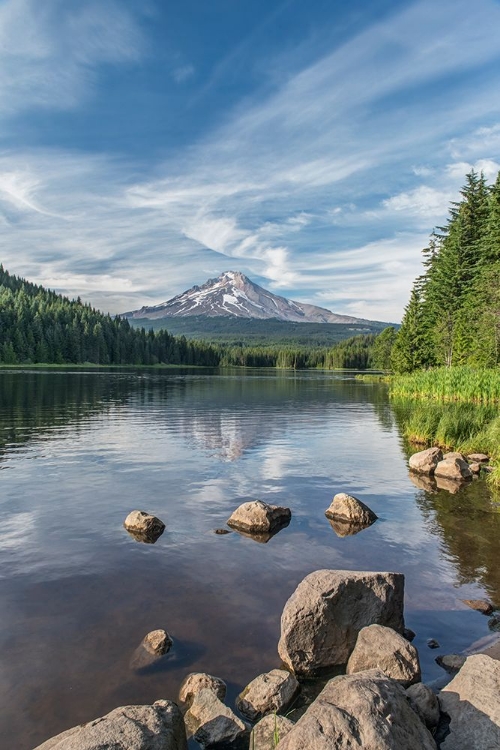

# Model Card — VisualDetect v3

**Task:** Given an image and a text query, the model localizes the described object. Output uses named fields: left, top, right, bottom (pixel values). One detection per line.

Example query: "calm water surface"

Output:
left=0, top=368, right=499, bottom=748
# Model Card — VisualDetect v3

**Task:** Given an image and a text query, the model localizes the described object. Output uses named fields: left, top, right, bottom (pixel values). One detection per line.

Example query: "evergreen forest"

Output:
left=390, top=169, right=500, bottom=372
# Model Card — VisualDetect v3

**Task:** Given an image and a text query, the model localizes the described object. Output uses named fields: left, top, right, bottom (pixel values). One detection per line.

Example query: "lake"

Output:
left=0, top=368, right=498, bottom=748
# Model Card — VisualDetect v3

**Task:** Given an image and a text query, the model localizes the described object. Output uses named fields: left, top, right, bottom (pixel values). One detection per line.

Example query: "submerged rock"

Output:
left=346, top=623, right=421, bottom=686
left=250, top=714, right=294, bottom=750
left=439, top=654, right=500, bottom=749
left=184, top=689, right=248, bottom=749
left=179, top=673, right=227, bottom=705
left=236, top=669, right=299, bottom=722
left=324, top=493, right=377, bottom=529
left=276, top=670, right=436, bottom=750
left=436, top=653, right=466, bottom=673
left=278, top=569, right=405, bottom=676
left=130, top=629, right=173, bottom=670
left=227, top=500, right=291, bottom=534
left=434, top=457, right=472, bottom=481
left=409, top=447, right=443, bottom=475
left=124, top=510, right=165, bottom=543
left=461, top=598, right=495, bottom=615
left=34, top=700, right=187, bottom=750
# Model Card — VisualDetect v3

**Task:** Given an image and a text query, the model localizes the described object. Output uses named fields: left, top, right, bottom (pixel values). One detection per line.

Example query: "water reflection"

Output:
left=0, top=369, right=498, bottom=749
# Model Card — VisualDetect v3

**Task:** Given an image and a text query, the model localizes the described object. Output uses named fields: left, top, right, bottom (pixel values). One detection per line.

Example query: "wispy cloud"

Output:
left=1, top=0, right=500, bottom=321
left=0, top=0, right=143, bottom=117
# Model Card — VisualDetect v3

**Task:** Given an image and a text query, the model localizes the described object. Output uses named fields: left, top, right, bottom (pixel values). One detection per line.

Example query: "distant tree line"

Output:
left=0, top=264, right=383, bottom=369
left=388, top=169, right=500, bottom=372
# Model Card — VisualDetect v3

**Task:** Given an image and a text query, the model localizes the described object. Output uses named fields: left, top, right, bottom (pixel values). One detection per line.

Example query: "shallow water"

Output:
left=0, top=368, right=498, bottom=748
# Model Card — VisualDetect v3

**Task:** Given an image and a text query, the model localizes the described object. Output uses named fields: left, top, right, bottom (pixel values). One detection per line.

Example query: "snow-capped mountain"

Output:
left=124, top=271, right=369, bottom=324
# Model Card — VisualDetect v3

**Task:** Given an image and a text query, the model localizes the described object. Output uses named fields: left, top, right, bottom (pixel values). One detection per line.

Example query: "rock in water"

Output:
left=439, top=654, right=500, bottom=749
left=276, top=670, right=436, bottom=750
left=324, top=493, right=377, bottom=528
left=227, top=500, right=291, bottom=534
left=250, top=714, right=295, bottom=750
left=409, top=447, right=443, bottom=475
left=461, top=598, right=495, bottom=615
left=179, top=673, right=227, bottom=705
left=278, top=569, right=404, bottom=676
left=124, top=510, right=165, bottom=543
left=184, top=689, right=248, bottom=749
left=434, top=457, right=472, bottom=481
left=346, top=623, right=421, bottom=686
left=236, top=669, right=299, bottom=722
left=130, top=629, right=173, bottom=670
left=34, top=700, right=187, bottom=750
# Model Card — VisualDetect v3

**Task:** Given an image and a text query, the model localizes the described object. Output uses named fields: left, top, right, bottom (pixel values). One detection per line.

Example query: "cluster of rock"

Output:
left=409, top=447, right=491, bottom=493
left=35, top=567, right=500, bottom=749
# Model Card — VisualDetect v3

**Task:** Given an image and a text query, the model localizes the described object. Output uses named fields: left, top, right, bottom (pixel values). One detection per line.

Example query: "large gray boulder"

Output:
left=184, top=688, right=248, bottom=749
left=179, top=672, right=227, bottom=705
left=236, top=668, right=299, bottom=722
left=409, top=447, right=443, bottom=475
left=277, top=670, right=436, bottom=749
left=346, top=624, right=421, bottom=686
left=249, top=714, right=294, bottom=750
left=278, top=569, right=405, bottom=676
left=325, top=493, right=377, bottom=527
left=124, top=510, right=165, bottom=543
left=439, top=654, right=500, bottom=749
left=34, top=700, right=187, bottom=750
left=227, top=500, right=291, bottom=534
left=434, top=457, right=472, bottom=481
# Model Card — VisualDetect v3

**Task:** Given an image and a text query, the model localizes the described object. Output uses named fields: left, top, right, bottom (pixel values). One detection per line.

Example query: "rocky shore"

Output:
left=34, top=487, right=500, bottom=749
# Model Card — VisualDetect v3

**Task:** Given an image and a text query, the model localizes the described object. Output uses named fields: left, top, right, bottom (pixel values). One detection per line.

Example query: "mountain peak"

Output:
left=124, top=271, right=370, bottom=325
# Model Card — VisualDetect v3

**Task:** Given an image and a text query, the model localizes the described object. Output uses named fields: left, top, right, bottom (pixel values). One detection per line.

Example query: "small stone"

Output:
left=467, top=453, right=490, bottom=464
left=404, top=627, right=416, bottom=642
left=443, top=451, right=467, bottom=461
left=409, top=447, right=443, bottom=475
left=227, top=500, right=291, bottom=534
left=236, top=669, right=299, bottom=722
left=488, top=614, right=500, bottom=632
left=434, top=457, right=472, bottom=481
left=250, top=714, right=295, bottom=750
left=346, top=624, right=421, bottom=687
left=427, top=638, right=440, bottom=649
left=468, top=462, right=481, bottom=475
left=179, top=673, right=227, bottom=705
left=406, top=683, right=440, bottom=729
left=435, top=653, right=466, bottom=673
left=129, top=629, right=173, bottom=671
left=185, top=689, right=248, bottom=749
left=144, top=629, right=172, bottom=655
left=214, top=528, right=231, bottom=535
left=461, top=598, right=494, bottom=615
left=124, top=510, right=165, bottom=543
left=324, top=493, right=377, bottom=528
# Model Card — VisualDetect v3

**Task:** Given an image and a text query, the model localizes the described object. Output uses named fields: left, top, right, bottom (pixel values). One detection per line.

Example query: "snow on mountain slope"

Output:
left=124, top=271, right=370, bottom=324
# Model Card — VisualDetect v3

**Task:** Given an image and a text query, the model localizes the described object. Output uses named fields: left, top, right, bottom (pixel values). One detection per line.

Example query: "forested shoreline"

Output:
left=0, top=265, right=386, bottom=369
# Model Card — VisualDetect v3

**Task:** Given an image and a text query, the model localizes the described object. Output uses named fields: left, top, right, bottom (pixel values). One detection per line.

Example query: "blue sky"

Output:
left=1, top=0, right=500, bottom=322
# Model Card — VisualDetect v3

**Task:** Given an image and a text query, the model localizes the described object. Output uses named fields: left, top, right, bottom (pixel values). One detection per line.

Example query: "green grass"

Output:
left=390, top=366, right=500, bottom=404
